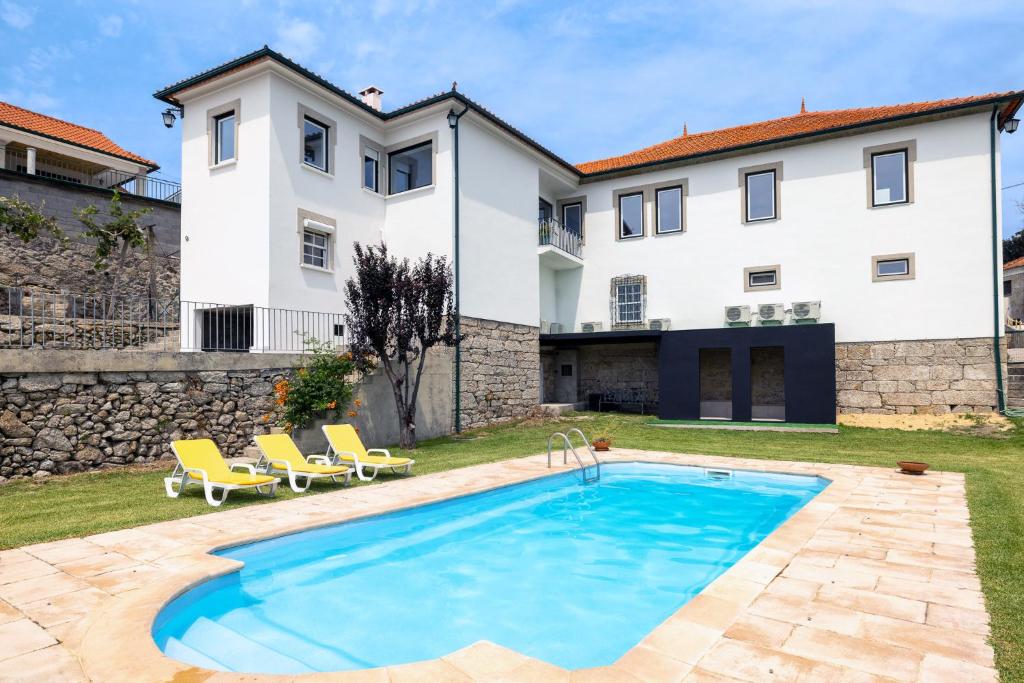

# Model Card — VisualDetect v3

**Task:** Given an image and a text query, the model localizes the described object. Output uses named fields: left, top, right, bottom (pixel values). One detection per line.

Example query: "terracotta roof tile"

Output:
left=577, top=92, right=1024, bottom=174
left=0, top=101, right=156, bottom=168
left=1004, top=256, right=1024, bottom=270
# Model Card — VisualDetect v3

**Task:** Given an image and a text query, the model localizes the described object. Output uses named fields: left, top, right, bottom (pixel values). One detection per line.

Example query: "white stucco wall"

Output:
left=554, top=113, right=1001, bottom=343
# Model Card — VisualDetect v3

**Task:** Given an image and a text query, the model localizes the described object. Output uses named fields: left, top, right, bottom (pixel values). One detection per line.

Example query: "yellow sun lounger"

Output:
left=166, top=439, right=279, bottom=507
left=321, top=424, right=414, bottom=481
left=253, top=433, right=352, bottom=492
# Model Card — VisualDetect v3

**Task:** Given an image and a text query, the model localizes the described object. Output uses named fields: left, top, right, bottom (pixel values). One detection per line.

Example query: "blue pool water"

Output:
left=153, top=462, right=827, bottom=673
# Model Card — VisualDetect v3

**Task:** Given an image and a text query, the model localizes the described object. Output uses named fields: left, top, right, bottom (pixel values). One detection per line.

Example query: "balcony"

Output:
left=2, top=145, right=181, bottom=204
left=538, top=217, right=583, bottom=269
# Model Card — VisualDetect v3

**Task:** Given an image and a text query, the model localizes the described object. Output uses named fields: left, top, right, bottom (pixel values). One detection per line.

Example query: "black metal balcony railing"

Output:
left=3, top=148, right=181, bottom=204
left=538, top=217, right=582, bottom=258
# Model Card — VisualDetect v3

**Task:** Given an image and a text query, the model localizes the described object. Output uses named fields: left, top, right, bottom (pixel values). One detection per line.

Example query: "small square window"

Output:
left=745, top=170, right=776, bottom=221
left=656, top=186, right=682, bottom=234
left=748, top=270, right=777, bottom=288
left=303, top=117, right=329, bottom=172
left=618, top=192, right=644, bottom=239
left=872, top=150, right=907, bottom=206
left=333, top=323, right=345, bottom=338
left=560, top=364, right=573, bottom=377
left=302, top=230, right=329, bottom=269
left=363, top=148, right=379, bottom=192
left=214, top=112, right=236, bottom=164
left=389, top=142, right=432, bottom=194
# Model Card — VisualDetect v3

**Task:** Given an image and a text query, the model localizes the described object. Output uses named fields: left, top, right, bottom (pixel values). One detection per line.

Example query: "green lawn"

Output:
left=2, top=413, right=1022, bottom=680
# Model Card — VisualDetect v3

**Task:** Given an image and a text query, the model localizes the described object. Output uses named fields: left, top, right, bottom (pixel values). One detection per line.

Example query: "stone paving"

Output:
left=0, top=450, right=996, bottom=682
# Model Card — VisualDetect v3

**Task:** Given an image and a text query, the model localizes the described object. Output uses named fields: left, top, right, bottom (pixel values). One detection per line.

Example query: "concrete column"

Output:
left=135, top=173, right=148, bottom=198
left=0, top=142, right=6, bottom=170
left=26, top=147, right=36, bottom=175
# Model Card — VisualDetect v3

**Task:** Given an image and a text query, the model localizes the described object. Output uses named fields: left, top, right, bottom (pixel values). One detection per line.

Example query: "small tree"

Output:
left=74, top=190, right=152, bottom=314
left=0, top=195, right=65, bottom=244
left=344, top=242, right=457, bottom=449
left=272, top=338, right=358, bottom=430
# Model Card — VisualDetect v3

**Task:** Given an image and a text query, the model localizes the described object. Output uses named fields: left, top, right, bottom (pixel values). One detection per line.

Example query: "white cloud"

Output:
left=99, top=14, right=123, bottom=37
left=0, top=0, right=32, bottom=29
left=276, top=18, right=322, bottom=62
left=0, top=88, right=59, bottom=112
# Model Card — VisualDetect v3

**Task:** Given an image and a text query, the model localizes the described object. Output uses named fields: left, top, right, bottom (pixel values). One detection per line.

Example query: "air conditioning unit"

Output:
left=791, top=300, right=821, bottom=323
left=581, top=321, right=603, bottom=333
left=758, top=303, right=786, bottom=325
left=724, top=305, right=751, bottom=327
left=549, top=322, right=564, bottom=334
left=648, top=318, right=671, bottom=331
left=540, top=320, right=551, bottom=335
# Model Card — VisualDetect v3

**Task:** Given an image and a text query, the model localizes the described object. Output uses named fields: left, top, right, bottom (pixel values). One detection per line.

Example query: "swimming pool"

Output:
left=153, top=462, right=828, bottom=673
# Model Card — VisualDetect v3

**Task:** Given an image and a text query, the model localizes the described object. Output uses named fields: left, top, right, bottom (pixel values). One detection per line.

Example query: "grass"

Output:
left=2, top=412, right=1023, bottom=680
left=648, top=418, right=836, bottom=430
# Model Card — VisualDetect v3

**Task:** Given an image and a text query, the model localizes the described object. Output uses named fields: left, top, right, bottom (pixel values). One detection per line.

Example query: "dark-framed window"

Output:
left=539, top=198, right=553, bottom=221
left=560, top=364, right=573, bottom=377
left=303, top=116, right=329, bottom=171
left=748, top=269, right=778, bottom=288
left=214, top=111, right=236, bottom=164
left=618, top=192, right=644, bottom=239
left=875, top=257, right=910, bottom=277
left=363, top=148, right=380, bottom=192
left=655, top=185, right=683, bottom=234
left=388, top=141, right=432, bottom=194
left=871, top=149, right=908, bottom=206
left=745, top=170, right=776, bottom=221
left=562, top=202, right=582, bottom=236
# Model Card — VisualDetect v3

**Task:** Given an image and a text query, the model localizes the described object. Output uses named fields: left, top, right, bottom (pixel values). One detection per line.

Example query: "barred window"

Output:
left=610, top=275, right=646, bottom=328
left=303, top=230, right=329, bottom=269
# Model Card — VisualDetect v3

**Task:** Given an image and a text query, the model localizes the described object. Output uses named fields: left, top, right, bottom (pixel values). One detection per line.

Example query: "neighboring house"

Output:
left=0, top=101, right=181, bottom=300
left=1005, top=256, right=1024, bottom=325
left=155, top=47, right=1022, bottom=425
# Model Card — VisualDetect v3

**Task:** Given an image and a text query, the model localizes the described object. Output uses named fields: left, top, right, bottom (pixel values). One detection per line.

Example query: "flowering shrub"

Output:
left=271, top=338, right=357, bottom=430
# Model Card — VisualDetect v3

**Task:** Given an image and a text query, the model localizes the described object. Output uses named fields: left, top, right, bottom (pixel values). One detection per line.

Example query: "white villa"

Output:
left=154, top=47, right=1023, bottom=426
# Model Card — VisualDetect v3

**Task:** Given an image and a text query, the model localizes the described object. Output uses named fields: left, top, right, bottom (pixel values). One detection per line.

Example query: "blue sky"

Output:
left=2, top=0, right=1023, bottom=235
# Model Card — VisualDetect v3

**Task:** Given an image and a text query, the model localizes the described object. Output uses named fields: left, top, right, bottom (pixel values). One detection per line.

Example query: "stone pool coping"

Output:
left=0, top=450, right=996, bottom=682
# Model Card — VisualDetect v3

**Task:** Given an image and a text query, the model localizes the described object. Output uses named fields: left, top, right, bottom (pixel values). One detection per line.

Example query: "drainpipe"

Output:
left=990, top=107, right=1007, bottom=413
left=448, top=104, right=469, bottom=432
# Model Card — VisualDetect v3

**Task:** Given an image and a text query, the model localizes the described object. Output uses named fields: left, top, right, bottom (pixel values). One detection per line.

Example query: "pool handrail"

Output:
left=547, top=429, right=601, bottom=482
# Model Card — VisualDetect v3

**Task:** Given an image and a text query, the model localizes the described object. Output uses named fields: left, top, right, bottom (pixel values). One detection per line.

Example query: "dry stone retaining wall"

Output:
left=835, top=337, right=1005, bottom=414
left=578, top=342, right=660, bottom=405
left=459, top=316, right=540, bottom=428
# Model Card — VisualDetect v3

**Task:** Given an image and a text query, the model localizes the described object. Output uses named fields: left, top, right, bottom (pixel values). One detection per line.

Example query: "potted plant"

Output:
left=592, top=436, right=612, bottom=452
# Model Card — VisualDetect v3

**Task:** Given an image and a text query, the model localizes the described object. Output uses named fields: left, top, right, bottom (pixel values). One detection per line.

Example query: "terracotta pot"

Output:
left=592, top=441, right=611, bottom=452
left=897, top=460, right=929, bottom=475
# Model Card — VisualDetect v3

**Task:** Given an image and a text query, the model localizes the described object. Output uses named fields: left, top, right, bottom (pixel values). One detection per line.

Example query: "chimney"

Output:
left=359, top=86, right=383, bottom=111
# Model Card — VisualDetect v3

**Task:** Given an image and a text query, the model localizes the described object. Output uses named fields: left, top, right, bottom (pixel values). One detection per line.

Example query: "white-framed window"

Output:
left=562, top=202, right=582, bottom=236
left=618, top=192, right=644, bottom=239
left=302, top=230, right=330, bottom=269
left=363, top=147, right=380, bottom=192
left=656, top=185, right=683, bottom=234
left=610, top=275, right=646, bottom=327
left=748, top=269, right=777, bottom=288
left=303, top=116, right=329, bottom=171
left=745, top=170, right=776, bottom=221
left=389, top=141, right=432, bottom=194
left=871, top=149, right=908, bottom=206
left=214, top=111, right=236, bottom=164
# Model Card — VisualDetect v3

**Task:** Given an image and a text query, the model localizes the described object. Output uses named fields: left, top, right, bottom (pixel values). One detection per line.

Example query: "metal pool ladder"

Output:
left=547, top=428, right=601, bottom=483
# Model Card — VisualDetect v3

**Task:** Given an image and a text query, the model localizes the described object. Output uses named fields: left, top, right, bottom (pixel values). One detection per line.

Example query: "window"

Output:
left=303, top=230, right=329, bottom=269
left=333, top=323, right=345, bottom=338
left=1005, top=280, right=1013, bottom=296
left=872, top=150, right=908, bottom=206
left=745, top=170, right=776, bottom=221
left=539, top=198, right=553, bottom=222
left=363, top=148, right=379, bottom=192
left=389, top=142, right=432, bottom=194
left=610, top=275, right=646, bottom=327
left=656, top=186, right=683, bottom=234
left=303, top=117, right=329, bottom=171
left=560, top=364, right=573, bottom=377
left=214, top=112, right=236, bottom=164
left=619, top=192, right=644, bottom=239
left=743, top=265, right=781, bottom=292
left=562, top=202, right=582, bottom=236
left=872, top=253, right=915, bottom=282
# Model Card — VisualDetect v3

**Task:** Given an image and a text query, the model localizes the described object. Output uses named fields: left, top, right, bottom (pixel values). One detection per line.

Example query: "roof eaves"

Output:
left=0, top=119, right=158, bottom=170
left=579, top=92, right=1024, bottom=179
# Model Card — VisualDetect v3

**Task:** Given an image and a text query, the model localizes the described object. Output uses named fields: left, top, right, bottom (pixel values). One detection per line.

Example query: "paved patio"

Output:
left=0, top=450, right=996, bottom=682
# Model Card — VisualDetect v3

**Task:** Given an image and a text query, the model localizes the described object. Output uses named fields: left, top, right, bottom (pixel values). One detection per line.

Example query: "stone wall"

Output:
left=459, top=317, right=540, bottom=428
left=0, top=171, right=180, bottom=299
left=578, top=342, right=659, bottom=404
left=836, top=337, right=1006, bottom=414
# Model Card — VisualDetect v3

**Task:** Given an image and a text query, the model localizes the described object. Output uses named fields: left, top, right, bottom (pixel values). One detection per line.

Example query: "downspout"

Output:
left=990, top=107, right=1007, bottom=413
left=449, top=104, right=469, bottom=432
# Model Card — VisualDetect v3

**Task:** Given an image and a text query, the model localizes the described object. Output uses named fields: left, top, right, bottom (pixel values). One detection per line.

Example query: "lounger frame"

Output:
left=165, top=443, right=279, bottom=507
left=254, top=450, right=353, bottom=493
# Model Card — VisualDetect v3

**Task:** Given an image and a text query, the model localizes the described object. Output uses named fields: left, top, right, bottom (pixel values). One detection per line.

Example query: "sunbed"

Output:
left=321, top=424, right=414, bottom=481
left=253, top=433, right=352, bottom=492
left=166, top=439, right=279, bottom=507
